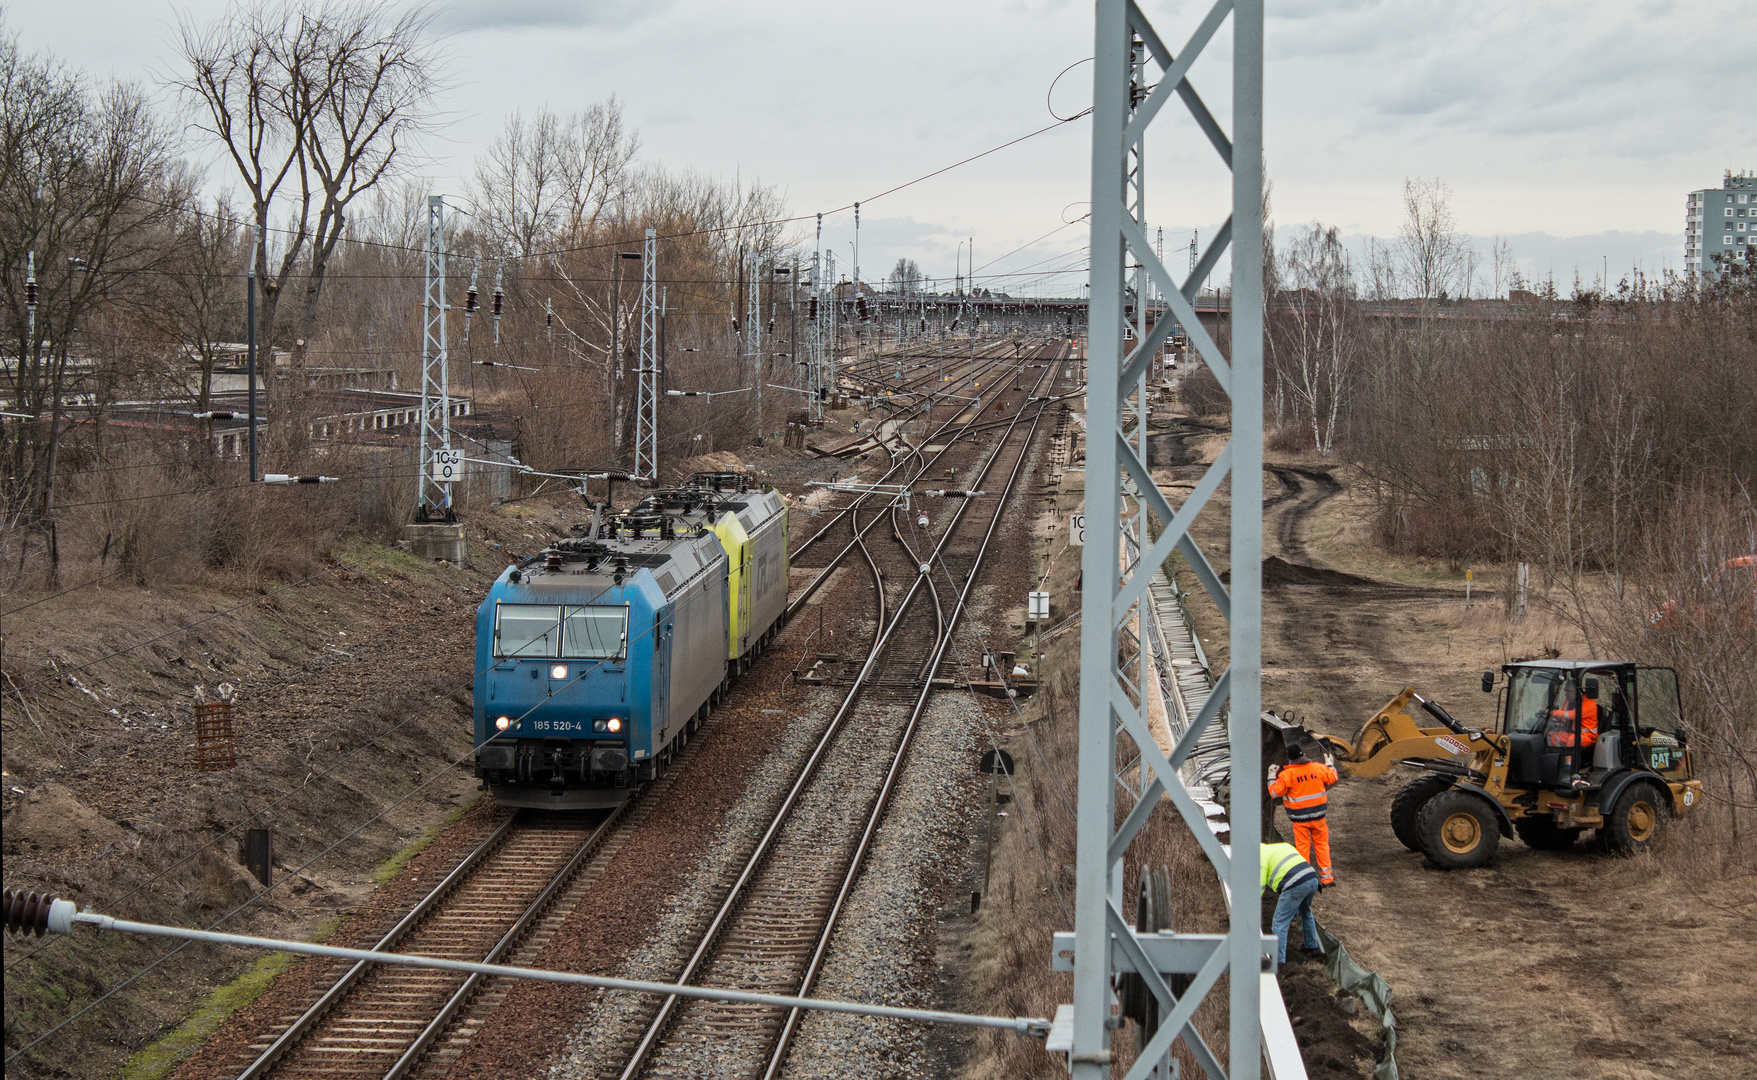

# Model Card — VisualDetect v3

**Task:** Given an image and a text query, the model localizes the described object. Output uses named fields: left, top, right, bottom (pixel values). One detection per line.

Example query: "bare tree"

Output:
left=890, top=257, right=922, bottom=294
left=472, top=109, right=567, bottom=258
left=173, top=0, right=446, bottom=355
left=557, top=98, right=638, bottom=242
left=1361, top=236, right=1400, bottom=301
left=1398, top=176, right=1468, bottom=301
left=471, top=98, right=639, bottom=258
left=158, top=188, right=247, bottom=410
left=1279, top=223, right=1358, bottom=454
left=1, top=34, right=181, bottom=526
left=1491, top=235, right=1514, bottom=298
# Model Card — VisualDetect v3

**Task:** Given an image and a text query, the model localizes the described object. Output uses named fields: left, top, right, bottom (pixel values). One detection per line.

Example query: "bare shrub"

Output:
left=1180, top=362, right=1229, bottom=417
left=1345, top=272, right=1757, bottom=871
left=1587, top=486, right=1757, bottom=875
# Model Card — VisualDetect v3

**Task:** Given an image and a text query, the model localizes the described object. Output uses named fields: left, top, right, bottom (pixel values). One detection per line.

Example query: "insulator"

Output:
left=920, top=318, right=926, bottom=332
left=25, top=280, right=38, bottom=308
left=546, top=308, right=554, bottom=328
left=808, top=296, right=818, bottom=320
left=492, top=290, right=503, bottom=316
left=767, top=319, right=774, bottom=335
left=731, top=317, right=741, bottom=333
left=3, top=889, right=52, bottom=937
left=465, top=287, right=478, bottom=313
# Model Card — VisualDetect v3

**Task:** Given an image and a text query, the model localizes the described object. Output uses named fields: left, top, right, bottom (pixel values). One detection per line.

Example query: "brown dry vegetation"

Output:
left=0, top=497, right=588, bottom=1079
left=971, top=334, right=1754, bottom=1079
left=1340, top=286, right=1757, bottom=877
left=959, top=627, right=1235, bottom=1080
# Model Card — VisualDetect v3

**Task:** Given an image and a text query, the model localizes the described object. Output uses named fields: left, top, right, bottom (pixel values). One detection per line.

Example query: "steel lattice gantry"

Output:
left=1070, top=1, right=1268, bottom=1079
left=418, top=195, right=453, bottom=515
left=634, top=228, right=660, bottom=481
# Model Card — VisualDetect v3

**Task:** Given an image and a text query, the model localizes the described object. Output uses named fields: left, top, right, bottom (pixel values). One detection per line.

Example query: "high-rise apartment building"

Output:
left=1685, top=171, right=1756, bottom=280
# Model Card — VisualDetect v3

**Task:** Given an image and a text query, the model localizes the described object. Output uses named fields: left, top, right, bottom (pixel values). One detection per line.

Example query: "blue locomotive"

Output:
left=472, top=474, right=789, bottom=808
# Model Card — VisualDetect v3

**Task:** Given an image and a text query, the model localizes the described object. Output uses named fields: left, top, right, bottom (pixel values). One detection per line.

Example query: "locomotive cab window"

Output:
left=495, top=604, right=562, bottom=658
left=563, top=605, right=627, bottom=659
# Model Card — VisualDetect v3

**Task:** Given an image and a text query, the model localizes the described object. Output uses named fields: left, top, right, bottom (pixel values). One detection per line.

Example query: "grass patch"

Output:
left=115, top=800, right=478, bottom=1080
left=369, top=796, right=476, bottom=885
left=116, top=951, right=295, bottom=1080
left=346, top=542, right=430, bottom=581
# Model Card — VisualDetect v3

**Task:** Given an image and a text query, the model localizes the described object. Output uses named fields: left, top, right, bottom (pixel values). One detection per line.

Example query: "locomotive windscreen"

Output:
left=493, top=603, right=627, bottom=659
left=562, top=605, right=626, bottom=658
left=494, top=604, right=560, bottom=658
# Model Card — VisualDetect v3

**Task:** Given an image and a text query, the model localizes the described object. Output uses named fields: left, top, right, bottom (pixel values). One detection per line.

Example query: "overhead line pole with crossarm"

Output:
left=1070, top=1, right=1267, bottom=1078
left=418, top=196, right=453, bottom=519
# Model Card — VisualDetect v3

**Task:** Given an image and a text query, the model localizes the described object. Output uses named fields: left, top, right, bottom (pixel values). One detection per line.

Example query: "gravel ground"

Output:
left=774, top=353, right=1061, bottom=1079
left=541, top=691, right=841, bottom=1080
left=535, top=346, right=1058, bottom=1080
left=778, top=693, right=992, bottom=1080
left=635, top=705, right=910, bottom=1078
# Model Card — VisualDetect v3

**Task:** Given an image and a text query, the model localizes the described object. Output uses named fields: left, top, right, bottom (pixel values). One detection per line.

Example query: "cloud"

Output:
left=1268, top=0, right=1756, bottom=160
left=436, top=0, right=670, bottom=33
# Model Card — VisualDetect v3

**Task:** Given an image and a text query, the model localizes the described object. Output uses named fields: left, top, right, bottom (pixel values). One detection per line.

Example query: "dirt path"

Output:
left=1266, top=465, right=1342, bottom=566
left=1256, top=458, right=1757, bottom=1080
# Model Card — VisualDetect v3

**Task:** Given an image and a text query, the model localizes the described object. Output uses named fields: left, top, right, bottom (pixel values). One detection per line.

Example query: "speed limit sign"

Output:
left=430, top=448, right=462, bottom=482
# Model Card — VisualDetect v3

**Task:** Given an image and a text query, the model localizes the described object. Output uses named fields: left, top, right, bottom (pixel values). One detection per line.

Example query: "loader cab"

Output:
left=1495, top=661, right=1687, bottom=790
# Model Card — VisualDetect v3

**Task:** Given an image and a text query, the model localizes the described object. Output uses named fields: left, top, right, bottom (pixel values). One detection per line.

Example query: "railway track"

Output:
left=217, top=335, right=1070, bottom=1080
left=229, top=699, right=733, bottom=1080
left=599, top=342, right=1067, bottom=1080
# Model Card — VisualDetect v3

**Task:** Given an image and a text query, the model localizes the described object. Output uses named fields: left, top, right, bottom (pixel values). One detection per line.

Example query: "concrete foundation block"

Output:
left=402, top=523, right=467, bottom=565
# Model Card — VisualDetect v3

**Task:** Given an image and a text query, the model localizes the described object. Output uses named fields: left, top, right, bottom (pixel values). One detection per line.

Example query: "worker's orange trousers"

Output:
left=1292, top=819, right=1334, bottom=884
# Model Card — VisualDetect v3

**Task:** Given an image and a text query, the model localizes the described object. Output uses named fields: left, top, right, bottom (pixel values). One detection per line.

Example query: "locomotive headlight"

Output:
left=608, top=717, right=623, bottom=733
left=550, top=664, right=568, bottom=680
left=495, top=716, right=512, bottom=730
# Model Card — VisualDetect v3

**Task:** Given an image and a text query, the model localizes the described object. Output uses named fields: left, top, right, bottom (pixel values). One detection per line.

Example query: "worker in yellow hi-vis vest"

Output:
left=1261, top=841, right=1321, bottom=963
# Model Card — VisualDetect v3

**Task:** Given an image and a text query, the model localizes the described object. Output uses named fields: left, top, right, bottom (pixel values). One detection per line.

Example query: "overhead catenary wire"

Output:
left=84, top=112, right=1091, bottom=276
left=37, top=462, right=422, bottom=513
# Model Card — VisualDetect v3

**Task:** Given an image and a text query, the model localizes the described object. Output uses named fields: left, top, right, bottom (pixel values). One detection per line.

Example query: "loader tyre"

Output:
left=1515, top=818, right=1584, bottom=850
left=1418, top=789, right=1501, bottom=870
left=1390, top=775, right=1455, bottom=852
left=1602, top=782, right=1666, bottom=856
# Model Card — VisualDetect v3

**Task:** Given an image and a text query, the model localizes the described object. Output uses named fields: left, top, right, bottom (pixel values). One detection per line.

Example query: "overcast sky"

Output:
left=8, top=0, right=1753, bottom=295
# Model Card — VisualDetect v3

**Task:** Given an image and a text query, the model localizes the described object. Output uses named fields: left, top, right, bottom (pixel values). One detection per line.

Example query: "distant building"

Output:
left=1685, top=171, right=1756, bottom=280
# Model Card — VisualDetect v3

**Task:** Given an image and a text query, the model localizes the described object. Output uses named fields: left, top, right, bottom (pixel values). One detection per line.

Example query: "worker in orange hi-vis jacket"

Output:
left=1269, top=743, right=1340, bottom=886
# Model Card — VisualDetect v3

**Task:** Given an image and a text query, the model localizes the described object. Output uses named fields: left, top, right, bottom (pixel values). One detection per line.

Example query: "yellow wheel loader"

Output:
left=1274, top=661, right=1702, bottom=869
